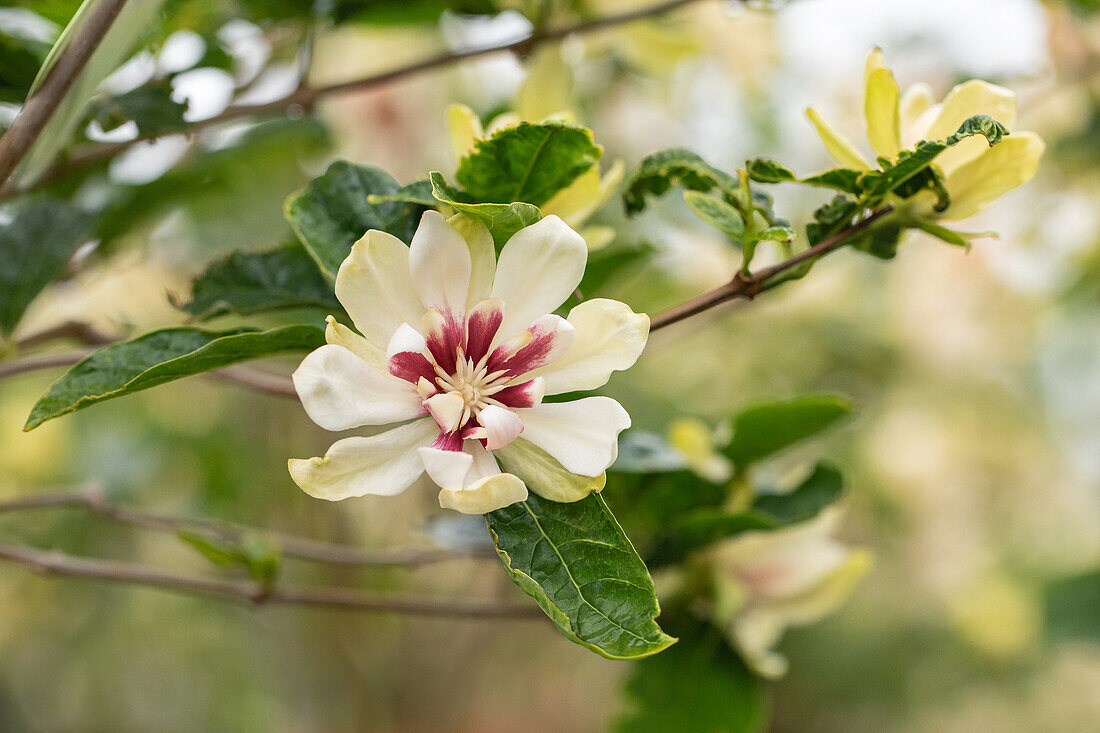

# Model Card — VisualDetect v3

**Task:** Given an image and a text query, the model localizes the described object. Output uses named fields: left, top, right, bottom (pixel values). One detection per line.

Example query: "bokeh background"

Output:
left=1, top=0, right=1099, bottom=730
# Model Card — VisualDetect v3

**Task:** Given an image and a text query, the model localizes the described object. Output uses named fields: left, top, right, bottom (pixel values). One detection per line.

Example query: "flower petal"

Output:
left=941, top=132, right=1045, bottom=221
left=899, top=82, right=935, bottom=145
left=447, top=213, right=496, bottom=307
left=489, top=313, right=575, bottom=378
left=421, top=307, right=464, bottom=374
left=526, top=298, right=649, bottom=395
left=288, top=419, right=437, bottom=500
left=465, top=298, right=504, bottom=365
left=386, top=323, right=435, bottom=384
left=425, top=392, right=466, bottom=433
left=438, top=473, right=528, bottom=515
left=514, top=396, right=630, bottom=477
left=335, top=230, right=424, bottom=350
left=492, top=377, right=545, bottom=409
left=491, top=215, right=587, bottom=340
left=805, top=107, right=870, bottom=171
left=476, top=404, right=524, bottom=450
left=925, top=80, right=1019, bottom=175
left=409, top=210, right=471, bottom=320
left=863, top=50, right=900, bottom=159
left=293, top=345, right=425, bottom=431
left=494, top=437, right=605, bottom=503
left=418, top=446, right=473, bottom=491
left=325, top=316, right=386, bottom=370
left=446, top=103, right=483, bottom=164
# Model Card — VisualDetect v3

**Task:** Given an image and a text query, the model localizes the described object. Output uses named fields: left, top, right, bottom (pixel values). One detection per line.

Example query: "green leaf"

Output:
left=724, top=395, right=852, bottom=471
left=745, top=157, right=796, bottom=184
left=180, top=243, right=343, bottom=320
left=613, top=619, right=766, bottom=733
left=683, top=190, right=745, bottom=238
left=0, top=27, right=52, bottom=105
left=649, top=463, right=845, bottom=566
left=25, top=325, right=324, bottom=430
left=759, top=225, right=796, bottom=242
left=849, top=223, right=903, bottom=260
left=805, top=194, right=860, bottom=246
left=455, top=120, right=602, bottom=206
left=179, top=531, right=281, bottom=588
left=429, top=171, right=541, bottom=247
left=908, top=219, right=971, bottom=248
left=622, top=148, right=739, bottom=215
left=485, top=492, right=676, bottom=660
left=0, top=197, right=90, bottom=336
left=178, top=531, right=244, bottom=567
left=89, top=79, right=187, bottom=136
left=578, top=239, right=656, bottom=297
left=367, top=178, right=436, bottom=206
left=15, top=0, right=170, bottom=187
left=285, top=161, right=427, bottom=282
left=1045, top=569, right=1100, bottom=642
left=753, top=463, right=844, bottom=524
left=800, top=167, right=864, bottom=194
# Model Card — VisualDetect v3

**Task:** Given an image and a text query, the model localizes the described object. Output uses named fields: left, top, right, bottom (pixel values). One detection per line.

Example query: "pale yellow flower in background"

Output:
left=446, top=47, right=623, bottom=250
left=712, top=508, right=872, bottom=679
left=949, top=573, right=1042, bottom=662
left=806, top=48, right=1045, bottom=221
left=666, top=417, right=732, bottom=482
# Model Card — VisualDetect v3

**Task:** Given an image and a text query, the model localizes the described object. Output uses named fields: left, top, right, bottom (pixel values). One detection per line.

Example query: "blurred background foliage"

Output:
left=1, top=0, right=1099, bottom=730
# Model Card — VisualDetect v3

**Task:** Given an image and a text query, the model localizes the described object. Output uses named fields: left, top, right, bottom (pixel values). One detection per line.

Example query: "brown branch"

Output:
left=0, top=0, right=709, bottom=200
left=649, top=206, right=894, bottom=331
left=0, top=489, right=493, bottom=567
left=0, top=544, right=536, bottom=618
left=0, top=0, right=131, bottom=189
left=15, top=320, right=116, bottom=350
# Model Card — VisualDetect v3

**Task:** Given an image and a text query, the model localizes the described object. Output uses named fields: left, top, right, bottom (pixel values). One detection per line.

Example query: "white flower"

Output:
left=807, top=48, right=1045, bottom=221
left=712, top=508, right=871, bottom=679
left=288, top=211, right=649, bottom=515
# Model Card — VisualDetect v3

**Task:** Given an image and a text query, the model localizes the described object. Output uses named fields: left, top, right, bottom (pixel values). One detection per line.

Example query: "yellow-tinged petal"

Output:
left=667, top=418, right=732, bottom=482
left=446, top=103, right=483, bottom=164
left=925, top=79, right=1017, bottom=141
left=494, top=437, right=605, bottom=503
left=864, top=67, right=901, bottom=159
left=941, top=132, right=1044, bottom=221
left=899, top=82, right=935, bottom=144
left=516, top=46, right=573, bottom=123
left=446, top=212, right=496, bottom=307
left=325, top=316, right=385, bottom=370
left=438, top=473, right=528, bottom=514
left=542, top=159, right=625, bottom=230
left=288, top=420, right=438, bottom=501
left=579, top=225, right=616, bottom=252
left=805, top=107, right=870, bottom=170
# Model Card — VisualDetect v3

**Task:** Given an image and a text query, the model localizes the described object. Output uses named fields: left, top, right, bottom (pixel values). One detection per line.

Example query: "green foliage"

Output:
left=683, top=190, right=745, bottom=239
left=285, top=161, right=427, bottom=281
left=800, top=167, right=864, bottom=194
left=805, top=194, right=860, bottom=246
left=25, top=325, right=324, bottom=429
left=649, top=463, right=845, bottom=566
left=622, top=148, right=739, bottom=215
left=724, top=395, right=852, bottom=471
left=578, top=240, right=657, bottom=298
left=485, top=492, right=676, bottom=660
left=744, top=158, right=796, bottom=184
left=1044, top=569, right=1100, bottom=642
left=15, top=0, right=171, bottom=187
left=89, top=79, right=188, bottom=136
left=179, top=531, right=282, bottom=588
left=455, top=120, right=602, bottom=207
left=0, top=197, right=90, bottom=336
left=429, top=172, right=541, bottom=247
left=613, top=619, right=766, bottom=733
left=367, top=179, right=436, bottom=207
left=0, top=28, right=52, bottom=104
left=180, top=243, right=344, bottom=320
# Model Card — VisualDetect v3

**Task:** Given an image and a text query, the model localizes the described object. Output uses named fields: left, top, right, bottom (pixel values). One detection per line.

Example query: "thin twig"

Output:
left=649, top=206, right=894, bottom=332
left=0, top=0, right=708, bottom=200
left=15, top=320, right=116, bottom=350
left=0, top=489, right=493, bottom=567
left=0, top=0, right=130, bottom=188
left=0, top=544, right=536, bottom=618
